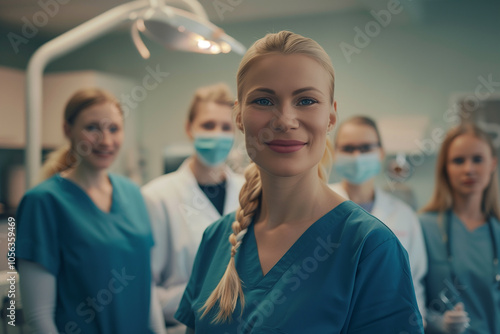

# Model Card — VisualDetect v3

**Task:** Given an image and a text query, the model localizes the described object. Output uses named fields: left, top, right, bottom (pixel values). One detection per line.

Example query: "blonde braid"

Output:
left=200, top=163, right=262, bottom=323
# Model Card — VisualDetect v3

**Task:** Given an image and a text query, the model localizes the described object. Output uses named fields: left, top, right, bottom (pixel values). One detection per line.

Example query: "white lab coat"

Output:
left=330, top=183, right=428, bottom=319
left=142, top=158, right=245, bottom=325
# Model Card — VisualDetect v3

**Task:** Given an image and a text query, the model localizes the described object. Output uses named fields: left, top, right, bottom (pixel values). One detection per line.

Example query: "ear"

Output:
left=63, top=121, right=71, bottom=139
left=235, top=101, right=244, bottom=133
left=379, top=147, right=386, bottom=161
left=327, top=100, right=337, bottom=133
left=185, top=121, right=194, bottom=141
left=491, top=156, right=498, bottom=173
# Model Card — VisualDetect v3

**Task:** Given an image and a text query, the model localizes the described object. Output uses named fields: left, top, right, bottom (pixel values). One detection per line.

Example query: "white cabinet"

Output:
left=0, top=67, right=25, bottom=148
left=0, top=67, right=137, bottom=147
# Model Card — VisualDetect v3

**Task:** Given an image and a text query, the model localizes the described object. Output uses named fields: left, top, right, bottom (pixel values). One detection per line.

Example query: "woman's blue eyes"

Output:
left=85, top=125, right=120, bottom=133
left=253, top=98, right=273, bottom=106
left=297, top=98, right=317, bottom=106
left=86, top=125, right=98, bottom=131
left=252, top=98, right=318, bottom=106
left=451, top=156, right=484, bottom=164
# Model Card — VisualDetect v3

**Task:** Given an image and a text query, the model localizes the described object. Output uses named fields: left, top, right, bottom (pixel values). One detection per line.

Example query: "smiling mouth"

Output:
left=92, top=150, right=114, bottom=157
left=266, top=140, right=306, bottom=153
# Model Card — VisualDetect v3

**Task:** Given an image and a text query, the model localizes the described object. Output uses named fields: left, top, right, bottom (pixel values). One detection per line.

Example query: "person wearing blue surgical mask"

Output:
left=330, top=115, right=428, bottom=324
left=141, top=83, right=244, bottom=333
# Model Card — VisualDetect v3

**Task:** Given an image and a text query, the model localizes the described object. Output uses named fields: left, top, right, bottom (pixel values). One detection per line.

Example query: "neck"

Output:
left=341, top=179, right=375, bottom=203
left=452, top=193, right=486, bottom=228
left=63, top=165, right=109, bottom=190
left=189, top=156, right=226, bottom=185
left=258, top=168, right=336, bottom=229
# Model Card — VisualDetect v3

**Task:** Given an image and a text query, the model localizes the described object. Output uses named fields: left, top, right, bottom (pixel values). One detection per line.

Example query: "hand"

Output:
left=442, top=303, right=470, bottom=334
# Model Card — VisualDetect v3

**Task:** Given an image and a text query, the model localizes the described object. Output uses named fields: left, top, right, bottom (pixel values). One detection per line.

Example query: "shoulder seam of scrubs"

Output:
left=358, top=236, right=398, bottom=263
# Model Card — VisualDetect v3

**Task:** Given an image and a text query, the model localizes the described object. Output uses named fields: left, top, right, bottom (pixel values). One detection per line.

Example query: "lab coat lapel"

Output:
left=177, top=159, right=221, bottom=223
left=223, top=167, right=240, bottom=215
left=371, top=187, right=389, bottom=223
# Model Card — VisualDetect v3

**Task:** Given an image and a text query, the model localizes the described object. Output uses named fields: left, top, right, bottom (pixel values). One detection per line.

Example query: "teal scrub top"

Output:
left=420, top=211, right=500, bottom=334
left=175, top=201, right=423, bottom=333
left=15, top=174, right=155, bottom=334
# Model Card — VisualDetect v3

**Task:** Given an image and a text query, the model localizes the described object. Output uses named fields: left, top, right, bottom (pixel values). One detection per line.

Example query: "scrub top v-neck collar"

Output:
left=452, top=211, right=489, bottom=234
left=240, top=201, right=352, bottom=290
left=56, top=173, right=117, bottom=215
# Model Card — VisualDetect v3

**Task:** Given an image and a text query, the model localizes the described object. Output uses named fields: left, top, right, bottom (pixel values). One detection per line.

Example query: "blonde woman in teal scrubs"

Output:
left=174, top=31, right=424, bottom=334
left=420, top=123, right=500, bottom=334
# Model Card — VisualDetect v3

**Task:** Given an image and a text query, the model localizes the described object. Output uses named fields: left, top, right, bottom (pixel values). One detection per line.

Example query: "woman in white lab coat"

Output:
left=330, top=115, right=428, bottom=322
left=141, top=83, right=244, bottom=330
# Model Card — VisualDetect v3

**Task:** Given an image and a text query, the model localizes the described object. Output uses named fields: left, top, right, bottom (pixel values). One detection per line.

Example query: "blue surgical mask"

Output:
left=194, top=133, right=234, bottom=167
left=333, top=152, right=381, bottom=184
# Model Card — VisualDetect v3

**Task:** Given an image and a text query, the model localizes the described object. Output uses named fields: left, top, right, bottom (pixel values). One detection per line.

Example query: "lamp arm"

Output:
left=25, top=0, right=150, bottom=189
left=180, top=0, right=209, bottom=21
left=162, top=0, right=209, bottom=20
left=131, top=21, right=151, bottom=59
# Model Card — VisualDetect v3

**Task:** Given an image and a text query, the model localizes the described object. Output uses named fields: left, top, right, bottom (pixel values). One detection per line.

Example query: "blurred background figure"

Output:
left=383, top=153, right=418, bottom=210
left=420, top=123, right=500, bottom=334
left=15, top=88, right=165, bottom=334
left=330, top=115, right=427, bottom=321
left=142, top=83, right=244, bottom=333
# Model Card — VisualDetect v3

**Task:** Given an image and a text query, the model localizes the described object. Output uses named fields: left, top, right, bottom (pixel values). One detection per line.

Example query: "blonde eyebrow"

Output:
left=247, top=87, right=322, bottom=96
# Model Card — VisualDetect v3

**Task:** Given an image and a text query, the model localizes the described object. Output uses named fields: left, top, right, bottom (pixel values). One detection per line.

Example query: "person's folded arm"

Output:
left=425, top=304, right=470, bottom=334
left=155, top=283, right=187, bottom=324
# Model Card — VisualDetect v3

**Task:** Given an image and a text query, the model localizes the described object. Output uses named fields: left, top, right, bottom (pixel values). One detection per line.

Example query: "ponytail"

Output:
left=200, top=163, right=261, bottom=323
left=40, top=144, right=78, bottom=181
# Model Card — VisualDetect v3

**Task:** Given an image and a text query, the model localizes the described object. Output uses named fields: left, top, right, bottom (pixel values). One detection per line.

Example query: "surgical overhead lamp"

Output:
left=25, top=0, right=246, bottom=188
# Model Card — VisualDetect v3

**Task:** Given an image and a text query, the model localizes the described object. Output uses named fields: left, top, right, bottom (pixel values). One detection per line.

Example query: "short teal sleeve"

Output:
left=347, top=237, right=423, bottom=333
left=15, top=191, right=60, bottom=276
